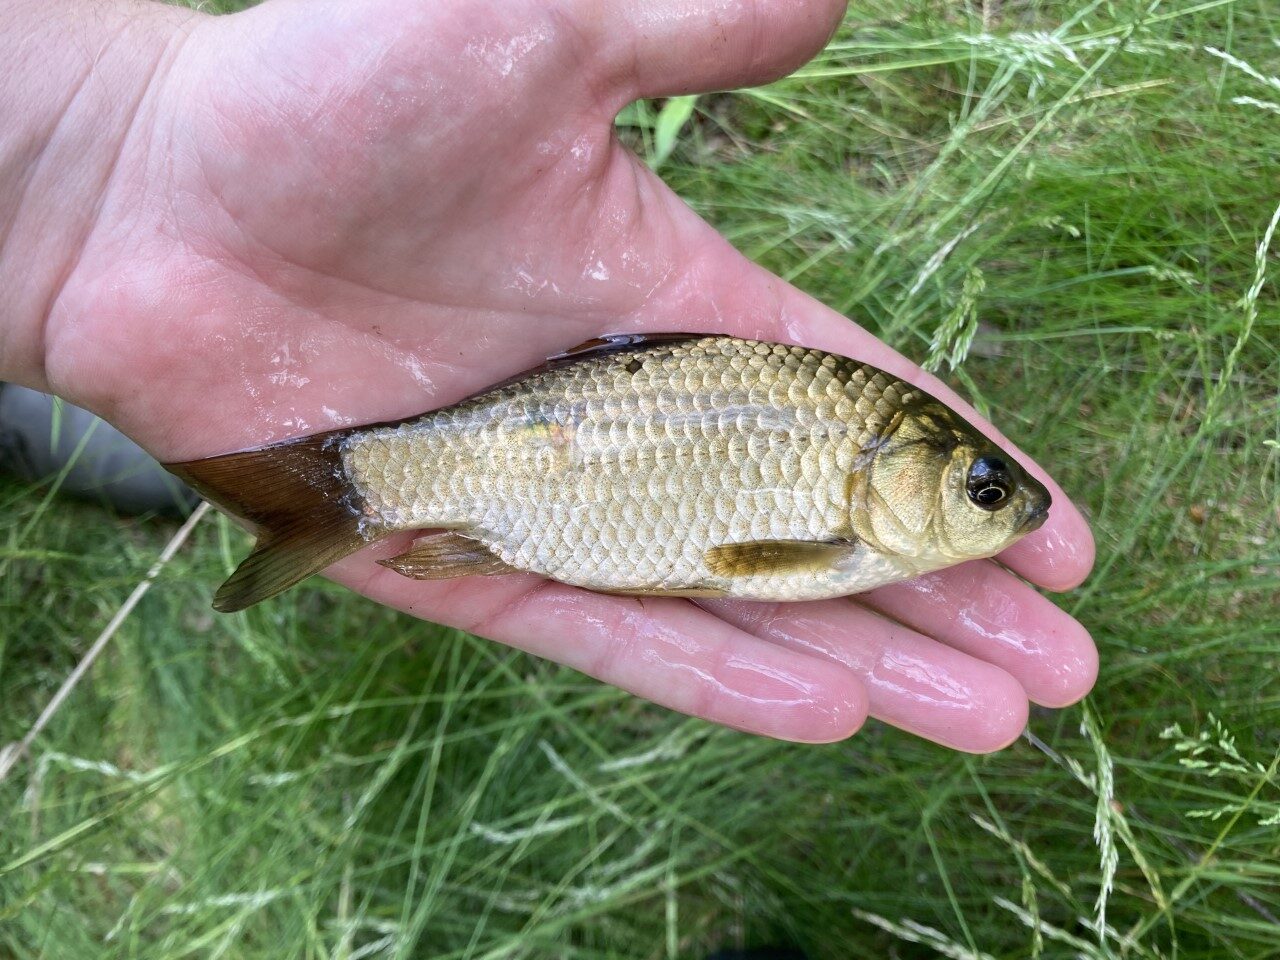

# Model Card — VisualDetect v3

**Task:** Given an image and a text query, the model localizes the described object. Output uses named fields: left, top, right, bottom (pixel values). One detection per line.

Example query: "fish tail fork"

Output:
left=166, top=434, right=380, bottom=612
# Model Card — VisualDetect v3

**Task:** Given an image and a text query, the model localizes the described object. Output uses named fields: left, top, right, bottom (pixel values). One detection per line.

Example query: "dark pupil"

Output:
left=967, top=456, right=1012, bottom=509
left=975, top=485, right=1005, bottom=505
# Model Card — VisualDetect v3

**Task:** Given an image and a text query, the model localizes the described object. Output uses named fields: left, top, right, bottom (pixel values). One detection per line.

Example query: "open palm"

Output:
left=45, top=0, right=1096, bottom=749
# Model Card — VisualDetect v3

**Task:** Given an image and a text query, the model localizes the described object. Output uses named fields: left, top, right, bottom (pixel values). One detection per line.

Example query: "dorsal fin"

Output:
left=476, top=333, right=706, bottom=395
left=548, top=332, right=704, bottom=361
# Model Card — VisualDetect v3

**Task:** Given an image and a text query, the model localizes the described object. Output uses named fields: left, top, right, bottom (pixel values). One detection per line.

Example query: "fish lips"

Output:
left=1019, top=487, right=1052, bottom=533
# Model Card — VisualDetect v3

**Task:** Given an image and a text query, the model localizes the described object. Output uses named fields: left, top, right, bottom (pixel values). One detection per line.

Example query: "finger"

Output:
left=615, top=185, right=1095, bottom=592
left=862, top=561, right=1098, bottom=708
left=996, top=506, right=1094, bottom=592
left=327, top=546, right=869, bottom=742
left=586, top=0, right=847, bottom=102
left=703, top=597, right=1030, bottom=753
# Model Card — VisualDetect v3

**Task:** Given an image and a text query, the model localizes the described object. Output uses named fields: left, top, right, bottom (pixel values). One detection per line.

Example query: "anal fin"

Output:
left=704, top=539, right=857, bottom=579
left=379, top=532, right=516, bottom=580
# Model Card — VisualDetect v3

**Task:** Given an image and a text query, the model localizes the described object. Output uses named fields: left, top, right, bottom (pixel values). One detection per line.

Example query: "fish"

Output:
left=167, top=333, right=1051, bottom=612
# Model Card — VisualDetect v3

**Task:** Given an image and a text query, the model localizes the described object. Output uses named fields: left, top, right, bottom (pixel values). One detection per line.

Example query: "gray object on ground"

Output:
left=0, top=384, right=197, bottom=515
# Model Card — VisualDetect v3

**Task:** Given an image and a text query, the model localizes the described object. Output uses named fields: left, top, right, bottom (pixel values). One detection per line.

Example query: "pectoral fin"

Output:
left=704, top=539, right=857, bottom=579
left=379, top=532, right=517, bottom=580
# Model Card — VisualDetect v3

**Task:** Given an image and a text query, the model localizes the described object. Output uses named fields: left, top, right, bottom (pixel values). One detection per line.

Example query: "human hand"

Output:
left=11, top=0, right=1096, bottom=749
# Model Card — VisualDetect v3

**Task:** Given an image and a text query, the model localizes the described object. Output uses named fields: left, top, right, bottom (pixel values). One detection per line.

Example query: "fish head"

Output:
left=851, top=398, right=1051, bottom=566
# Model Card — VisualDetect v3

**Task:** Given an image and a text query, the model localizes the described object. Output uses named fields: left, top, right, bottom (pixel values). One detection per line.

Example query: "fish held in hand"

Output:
left=167, top=334, right=1050, bottom=612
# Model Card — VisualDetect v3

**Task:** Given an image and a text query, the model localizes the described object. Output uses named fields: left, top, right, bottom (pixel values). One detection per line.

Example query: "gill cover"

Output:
left=852, top=399, right=1050, bottom=563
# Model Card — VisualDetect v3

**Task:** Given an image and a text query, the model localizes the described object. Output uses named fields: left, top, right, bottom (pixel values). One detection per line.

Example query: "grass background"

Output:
left=3, top=0, right=1279, bottom=957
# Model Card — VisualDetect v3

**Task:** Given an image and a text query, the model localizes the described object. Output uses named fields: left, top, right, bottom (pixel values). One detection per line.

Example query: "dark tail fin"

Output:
left=166, top=435, right=379, bottom=612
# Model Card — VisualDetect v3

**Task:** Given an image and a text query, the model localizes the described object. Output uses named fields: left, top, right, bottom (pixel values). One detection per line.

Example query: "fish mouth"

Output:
left=1020, top=495, right=1051, bottom=533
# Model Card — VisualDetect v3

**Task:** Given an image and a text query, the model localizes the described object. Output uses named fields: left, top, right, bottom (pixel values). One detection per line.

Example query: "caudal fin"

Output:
left=166, top=435, right=378, bottom=612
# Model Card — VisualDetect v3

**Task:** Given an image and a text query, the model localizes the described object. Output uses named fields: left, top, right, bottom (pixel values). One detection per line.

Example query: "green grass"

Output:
left=3, top=0, right=1279, bottom=956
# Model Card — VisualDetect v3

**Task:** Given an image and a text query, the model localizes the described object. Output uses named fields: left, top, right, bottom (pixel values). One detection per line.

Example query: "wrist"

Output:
left=0, top=0, right=199, bottom=390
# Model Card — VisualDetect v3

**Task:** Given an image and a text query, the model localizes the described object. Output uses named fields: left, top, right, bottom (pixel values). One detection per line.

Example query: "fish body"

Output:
left=347, top=337, right=923, bottom=599
left=170, top=334, right=1050, bottom=612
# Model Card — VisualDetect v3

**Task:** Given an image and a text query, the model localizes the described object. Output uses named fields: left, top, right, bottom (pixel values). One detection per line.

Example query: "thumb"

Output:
left=586, top=0, right=847, bottom=103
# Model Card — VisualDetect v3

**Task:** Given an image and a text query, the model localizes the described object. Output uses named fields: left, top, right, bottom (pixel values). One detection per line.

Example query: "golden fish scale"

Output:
left=341, top=337, right=924, bottom=599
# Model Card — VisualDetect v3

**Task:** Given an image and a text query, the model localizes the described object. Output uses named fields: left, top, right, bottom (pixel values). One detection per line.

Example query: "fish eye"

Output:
left=966, top=456, right=1014, bottom=510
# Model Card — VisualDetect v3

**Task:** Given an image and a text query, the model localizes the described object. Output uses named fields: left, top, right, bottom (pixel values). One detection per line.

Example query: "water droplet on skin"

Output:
left=463, top=26, right=550, bottom=78
left=568, top=136, right=594, bottom=167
